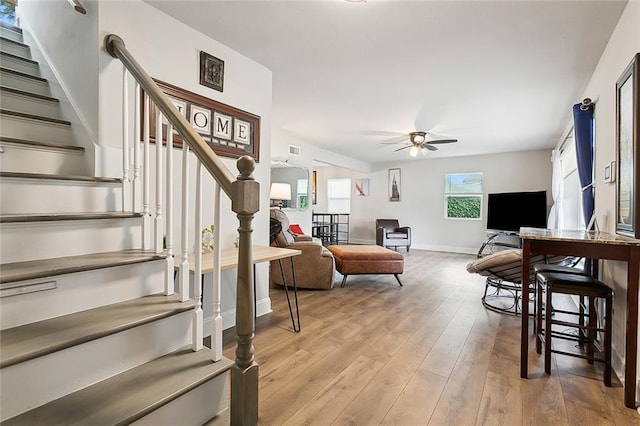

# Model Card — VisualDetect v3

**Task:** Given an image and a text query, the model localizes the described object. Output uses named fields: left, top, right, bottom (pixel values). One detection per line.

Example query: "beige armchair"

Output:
left=269, top=209, right=335, bottom=290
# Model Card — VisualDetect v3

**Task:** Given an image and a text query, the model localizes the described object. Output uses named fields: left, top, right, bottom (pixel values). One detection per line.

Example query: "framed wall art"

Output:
left=355, top=178, right=370, bottom=196
left=389, top=168, right=401, bottom=202
left=143, top=79, right=260, bottom=162
left=312, top=171, right=317, bottom=205
left=616, top=53, right=640, bottom=238
left=199, top=51, right=224, bottom=92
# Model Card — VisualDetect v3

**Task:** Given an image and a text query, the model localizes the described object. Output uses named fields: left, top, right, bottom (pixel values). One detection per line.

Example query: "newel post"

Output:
left=230, top=156, right=259, bottom=425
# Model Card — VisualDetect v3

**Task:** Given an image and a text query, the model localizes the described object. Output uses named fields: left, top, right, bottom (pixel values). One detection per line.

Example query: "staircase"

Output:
left=0, top=21, right=233, bottom=425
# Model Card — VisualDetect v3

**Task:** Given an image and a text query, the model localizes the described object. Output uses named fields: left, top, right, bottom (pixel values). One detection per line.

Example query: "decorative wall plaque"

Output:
left=199, top=51, right=224, bottom=92
left=143, top=79, right=260, bottom=162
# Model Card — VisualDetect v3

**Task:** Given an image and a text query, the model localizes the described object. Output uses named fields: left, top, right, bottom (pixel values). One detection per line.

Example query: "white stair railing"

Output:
left=107, top=34, right=259, bottom=424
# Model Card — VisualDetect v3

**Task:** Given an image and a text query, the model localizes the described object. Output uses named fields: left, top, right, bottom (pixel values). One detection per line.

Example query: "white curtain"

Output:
left=547, top=149, right=563, bottom=230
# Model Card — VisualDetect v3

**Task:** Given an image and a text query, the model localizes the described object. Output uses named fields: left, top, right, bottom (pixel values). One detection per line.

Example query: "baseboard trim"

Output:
left=346, top=239, right=477, bottom=255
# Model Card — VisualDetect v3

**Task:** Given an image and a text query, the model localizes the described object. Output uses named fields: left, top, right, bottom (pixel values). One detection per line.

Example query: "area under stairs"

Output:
left=0, top=21, right=231, bottom=424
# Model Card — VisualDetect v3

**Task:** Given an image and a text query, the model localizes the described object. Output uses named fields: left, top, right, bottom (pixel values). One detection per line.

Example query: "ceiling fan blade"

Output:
left=393, top=145, right=411, bottom=152
left=424, top=144, right=438, bottom=151
left=427, top=139, right=458, bottom=145
left=380, top=136, right=408, bottom=144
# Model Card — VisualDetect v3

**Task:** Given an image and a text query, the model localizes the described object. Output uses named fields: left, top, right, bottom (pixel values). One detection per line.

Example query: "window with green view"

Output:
left=445, top=173, right=483, bottom=219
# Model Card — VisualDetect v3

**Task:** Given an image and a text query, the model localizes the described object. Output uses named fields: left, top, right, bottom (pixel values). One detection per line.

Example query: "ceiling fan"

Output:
left=383, top=131, right=458, bottom=157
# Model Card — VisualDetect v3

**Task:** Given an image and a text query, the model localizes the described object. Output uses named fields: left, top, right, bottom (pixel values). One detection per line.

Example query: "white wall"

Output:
left=315, top=150, right=552, bottom=253
left=17, top=0, right=99, bottom=174
left=565, top=1, right=640, bottom=387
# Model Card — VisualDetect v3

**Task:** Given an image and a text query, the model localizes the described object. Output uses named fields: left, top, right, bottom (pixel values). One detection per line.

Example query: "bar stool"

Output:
left=532, top=263, right=589, bottom=336
left=535, top=271, right=613, bottom=386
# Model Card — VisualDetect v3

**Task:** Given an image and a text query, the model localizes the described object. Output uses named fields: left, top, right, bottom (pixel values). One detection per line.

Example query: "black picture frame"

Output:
left=199, top=51, right=224, bottom=92
left=143, top=79, right=260, bottom=162
left=616, top=53, right=640, bottom=238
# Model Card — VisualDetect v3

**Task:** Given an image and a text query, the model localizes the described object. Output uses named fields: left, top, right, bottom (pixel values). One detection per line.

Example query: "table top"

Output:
left=519, top=227, right=640, bottom=246
left=187, top=245, right=302, bottom=274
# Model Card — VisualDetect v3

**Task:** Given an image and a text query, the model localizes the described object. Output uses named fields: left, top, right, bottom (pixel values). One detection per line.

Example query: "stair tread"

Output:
left=0, top=293, right=194, bottom=368
left=0, top=108, right=70, bottom=125
left=0, top=66, right=45, bottom=81
left=0, top=36, right=29, bottom=49
left=0, top=171, right=122, bottom=183
left=0, top=249, right=165, bottom=285
left=0, top=137, right=84, bottom=152
left=0, top=22, right=21, bottom=34
left=0, top=50, right=37, bottom=64
left=2, top=347, right=232, bottom=426
left=0, top=85, right=58, bottom=102
left=0, top=211, right=143, bottom=223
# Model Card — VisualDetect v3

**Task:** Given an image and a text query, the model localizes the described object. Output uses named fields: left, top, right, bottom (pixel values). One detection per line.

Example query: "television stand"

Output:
left=477, top=231, right=521, bottom=258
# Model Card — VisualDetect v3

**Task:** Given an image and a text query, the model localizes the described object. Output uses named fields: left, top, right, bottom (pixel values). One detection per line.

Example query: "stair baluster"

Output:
left=212, top=181, right=223, bottom=361
left=142, top=93, right=151, bottom=249
left=178, top=141, right=190, bottom=303
left=193, top=161, right=204, bottom=351
left=133, top=82, right=141, bottom=213
left=165, top=123, right=175, bottom=296
left=122, top=68, right=131, bottom=212
left=154, top=108, right=163, bottom=254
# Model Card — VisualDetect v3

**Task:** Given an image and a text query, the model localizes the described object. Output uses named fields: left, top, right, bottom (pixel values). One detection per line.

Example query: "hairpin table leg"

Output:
left=278, top=258, right=300, bottom=332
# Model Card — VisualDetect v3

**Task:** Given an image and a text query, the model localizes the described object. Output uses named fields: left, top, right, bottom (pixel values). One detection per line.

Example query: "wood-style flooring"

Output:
left=222, top=250, right=640, bottom=425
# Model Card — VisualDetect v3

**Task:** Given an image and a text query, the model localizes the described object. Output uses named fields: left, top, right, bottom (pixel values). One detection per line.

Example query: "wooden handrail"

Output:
left=104, top=34, right=235, bottom=198
left=105, top=33, right=259, bottom=424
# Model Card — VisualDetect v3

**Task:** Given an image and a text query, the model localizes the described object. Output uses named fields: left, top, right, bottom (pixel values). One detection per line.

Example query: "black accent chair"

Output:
left=375, top=219, right=411, bottom=252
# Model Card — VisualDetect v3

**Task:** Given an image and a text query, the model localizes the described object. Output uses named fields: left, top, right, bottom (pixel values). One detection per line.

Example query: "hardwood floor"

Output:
left=221, top=250, right=640, bottom=425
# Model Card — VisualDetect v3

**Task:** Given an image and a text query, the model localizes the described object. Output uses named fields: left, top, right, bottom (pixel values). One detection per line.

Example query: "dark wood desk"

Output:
left=519, top=228, right=640, bottom=408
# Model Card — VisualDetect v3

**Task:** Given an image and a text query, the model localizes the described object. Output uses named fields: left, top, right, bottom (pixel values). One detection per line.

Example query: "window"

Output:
left=445, top=173, right=483, bottom=219
left=559, top=140, right=585, bottom=230
left=297, top=178, right=309, bottom=209
left=327, top=178, right=351, bottom=213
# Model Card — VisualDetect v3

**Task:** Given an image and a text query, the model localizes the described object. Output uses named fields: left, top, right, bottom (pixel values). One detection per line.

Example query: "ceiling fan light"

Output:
left=409, top=146, right=418, bottom=157
left=410, top=132, right=426, bottom=144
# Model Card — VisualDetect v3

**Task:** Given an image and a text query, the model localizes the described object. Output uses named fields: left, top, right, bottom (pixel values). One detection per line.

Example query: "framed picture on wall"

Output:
left=355, top=178, right=369, bottom=196
left=389, top=168, right=401, bottom=202
left=312, top=170, right=317, bottom=205
left=616, top=53, right=640, bottom=238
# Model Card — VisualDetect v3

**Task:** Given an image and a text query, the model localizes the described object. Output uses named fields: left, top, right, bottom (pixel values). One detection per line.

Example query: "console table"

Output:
left=187, top=245, right=302, bottom=332
left=519, top=228, right=640, bottom=408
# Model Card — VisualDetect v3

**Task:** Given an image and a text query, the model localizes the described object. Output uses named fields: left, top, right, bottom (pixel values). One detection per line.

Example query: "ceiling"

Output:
left=146, top=0, right=627, bottom=164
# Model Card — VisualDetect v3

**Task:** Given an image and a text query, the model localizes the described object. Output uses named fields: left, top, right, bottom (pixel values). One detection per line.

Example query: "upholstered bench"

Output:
left=327, top=245, right=404, bottom=288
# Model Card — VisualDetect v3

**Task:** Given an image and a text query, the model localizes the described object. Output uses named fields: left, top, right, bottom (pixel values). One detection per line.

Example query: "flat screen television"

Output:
left=486, top=190, right=547, bottom=233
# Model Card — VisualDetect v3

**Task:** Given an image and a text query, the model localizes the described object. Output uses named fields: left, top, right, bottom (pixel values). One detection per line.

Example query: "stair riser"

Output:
left=133, top=372, right=229, bottom=426
left=0, top=27, right=23, bottom=43
left=0, top=217, right=143, bottom=263
left=0, top=41, right=30, bottom=58
left=0, top=91, right=60, bottom=118
left=0, top=70, right=48, bottom=95
left=0, top=142, right=86, bottom=175
left=1, top=311, right=193, bottom=422
left=0, top=114, right=71, bottom=144
left=0, top=178, right=122, bottom=214
left=1, top=261, right=165, bottom=329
